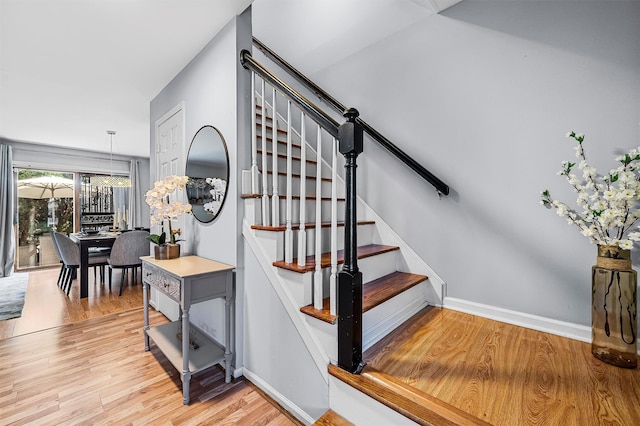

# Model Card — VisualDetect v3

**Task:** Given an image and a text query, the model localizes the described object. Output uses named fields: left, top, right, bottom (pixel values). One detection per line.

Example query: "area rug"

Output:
left=0, top=273, right=29, bottom=320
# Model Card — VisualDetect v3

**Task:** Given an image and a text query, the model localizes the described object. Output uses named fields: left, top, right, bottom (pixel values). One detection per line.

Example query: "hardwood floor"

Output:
left=0, top=269, right=301, bottom=425
left=9, top=270, right=638, bottom=425
left=0, top=268, right=143, bottom=340
left=364, top=307, right=640, bottom=426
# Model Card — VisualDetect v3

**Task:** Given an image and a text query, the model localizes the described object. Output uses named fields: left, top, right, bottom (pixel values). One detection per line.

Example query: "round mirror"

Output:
left=185, top=125, right=229, bottom=223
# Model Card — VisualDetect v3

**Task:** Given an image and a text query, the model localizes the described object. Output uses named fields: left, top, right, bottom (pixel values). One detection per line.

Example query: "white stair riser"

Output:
left=305, top=315, right=338, bottom=361
left=283, top=198, right=346, bottom=225
left=278, top=268, right=313, bottom=308
left=258, top=155, right=331, bottom=181
left=252, top=222, right=375, bottom=260
left=329, top=377, right=417, bottom=426
left=304, top=282, right=429, bottom=363
left=249, top=197, right=347, bottom=226
left=302, top=224, right=374, bottom=257
left=253, top=229, right=284, bottom=261
left=362, top=283, right=428, bottom=351
left=260, top=174, right=342, bottom=200
left=358, top=250, right=400, bottom=284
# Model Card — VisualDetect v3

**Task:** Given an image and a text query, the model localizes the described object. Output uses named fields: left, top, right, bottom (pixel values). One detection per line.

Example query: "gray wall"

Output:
left=150, top=12, right=245, bottom=361
left=149, top=7, right=328, bottom=419
left=4, top=138, right=147, bottom=177
left=255, top=0, right=640, bottom=326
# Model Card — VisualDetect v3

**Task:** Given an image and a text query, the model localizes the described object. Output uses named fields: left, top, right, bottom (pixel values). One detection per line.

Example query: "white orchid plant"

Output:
left=541, top=131, right=640, bottom=250
left=203, top=177, right=227, bottom=216
left=145, top=175, right=192, bottom=246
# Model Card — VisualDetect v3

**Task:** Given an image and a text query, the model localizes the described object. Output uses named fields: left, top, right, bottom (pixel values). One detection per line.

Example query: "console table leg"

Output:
left=225, top=296, right=232, bottom=383
left=182, top=308, right=191, bottom=404
left=143, top=283, right=150, bottom=351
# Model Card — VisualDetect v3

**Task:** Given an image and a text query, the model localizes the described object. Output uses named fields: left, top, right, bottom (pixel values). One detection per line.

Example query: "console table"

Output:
left=141, top=255, right=235, bottom=404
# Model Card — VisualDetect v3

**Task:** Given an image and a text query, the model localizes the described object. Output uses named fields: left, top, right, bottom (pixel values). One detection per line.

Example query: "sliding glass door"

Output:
left=15, top=169, right=130, bottom=271
left=15, top=169, right=75, bottom=270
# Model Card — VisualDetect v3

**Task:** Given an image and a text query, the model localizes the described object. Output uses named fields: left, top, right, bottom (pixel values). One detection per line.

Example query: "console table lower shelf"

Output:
left=146, top=321, right=226, bottom=375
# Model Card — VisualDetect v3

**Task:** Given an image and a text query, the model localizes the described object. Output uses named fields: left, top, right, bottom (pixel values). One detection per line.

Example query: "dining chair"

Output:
left=107, top=230, right=150, bottom=296
left=52, top=231, right=110, bottom=296
left=49, top=230, right=66, bottom=288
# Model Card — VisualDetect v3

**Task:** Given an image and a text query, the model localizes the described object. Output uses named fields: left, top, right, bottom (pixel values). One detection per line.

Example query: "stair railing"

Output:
left=242, top=49, right=365, bottom=373
left=253, top=36, right=449, bottom=197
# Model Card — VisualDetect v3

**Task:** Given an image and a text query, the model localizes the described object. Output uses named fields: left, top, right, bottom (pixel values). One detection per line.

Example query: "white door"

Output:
left=152, top=104, right=184, bottom=321
left=156, top=108, right=182, bottom=179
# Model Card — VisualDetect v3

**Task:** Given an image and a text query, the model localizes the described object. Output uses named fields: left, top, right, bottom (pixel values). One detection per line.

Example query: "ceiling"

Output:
left=0, top=0, right=253, bottom=158
left=0, top=0, right=460, bottom=159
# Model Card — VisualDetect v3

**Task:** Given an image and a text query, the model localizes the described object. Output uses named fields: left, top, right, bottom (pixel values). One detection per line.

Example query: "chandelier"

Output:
left=90, top=130, right=131, bottom=187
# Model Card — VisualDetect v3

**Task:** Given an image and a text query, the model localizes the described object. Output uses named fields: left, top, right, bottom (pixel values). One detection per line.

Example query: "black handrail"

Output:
left=240, top=49, right=340, bottom=139
left=253, top=37, right=449, bottom=196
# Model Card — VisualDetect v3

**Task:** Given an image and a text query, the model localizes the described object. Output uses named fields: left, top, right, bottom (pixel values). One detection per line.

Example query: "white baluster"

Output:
left=330, top=137, right=338, bottom=316
left=314, top=124, right=323, bottom=310
left=250, top=72, right=259, bottom=194
left=261, top=80, right=270, bottom=226
left=271, top=87, right=280, bottom=227
left=285, top=101, right=293, bottom=263
left=297, top=112, right=307, bottom=267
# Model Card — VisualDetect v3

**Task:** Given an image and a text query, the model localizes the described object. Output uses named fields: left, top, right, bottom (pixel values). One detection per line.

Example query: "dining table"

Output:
left=69, top=231, right=118, bottom=298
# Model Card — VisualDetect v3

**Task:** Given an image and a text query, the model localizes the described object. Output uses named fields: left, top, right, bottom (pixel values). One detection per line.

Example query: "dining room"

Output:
left=0, top=139, right=152, bottom=323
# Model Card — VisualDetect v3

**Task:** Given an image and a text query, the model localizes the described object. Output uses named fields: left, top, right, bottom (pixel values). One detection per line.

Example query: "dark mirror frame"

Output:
left=185, top=125, right=229, bottom=223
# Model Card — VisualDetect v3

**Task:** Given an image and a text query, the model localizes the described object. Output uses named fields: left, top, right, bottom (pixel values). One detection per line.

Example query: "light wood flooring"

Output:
left=362, top=307, right=640, bottom=426
left=0, top=269, right=301, bottom=425
left=0, top=267, right=144, bottom=340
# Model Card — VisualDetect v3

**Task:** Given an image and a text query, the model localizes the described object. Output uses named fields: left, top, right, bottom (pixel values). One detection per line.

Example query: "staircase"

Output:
left=242, top=80, right=448, bottom=423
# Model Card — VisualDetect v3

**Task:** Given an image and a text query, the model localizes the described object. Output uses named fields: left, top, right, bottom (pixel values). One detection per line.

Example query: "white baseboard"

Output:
left=233, top=367, right=244, bottom=379
left=242, top=367, right=315, bottom=425
left=444, top=297, right=592, bottom=343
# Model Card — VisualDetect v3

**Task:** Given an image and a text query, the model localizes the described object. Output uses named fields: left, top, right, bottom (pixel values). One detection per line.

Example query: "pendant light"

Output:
left=90, top=130, right=131, bottom=187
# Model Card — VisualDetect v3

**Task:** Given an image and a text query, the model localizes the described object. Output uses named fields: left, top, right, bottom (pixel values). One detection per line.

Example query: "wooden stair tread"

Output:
left=301, top=298, right=337, bottom=324
left=363, top=272, right=427, bottom=313
left=252, top=220, right=374, bottom=232
left=301, top=272, right=427, bottom=324
left=313, top=409, right=354, bottom=426
left=241, top=193, right=346, bottom=202
left=273, top=244, right=399, bottom=273
left=328, top=364, right=490, bottom=426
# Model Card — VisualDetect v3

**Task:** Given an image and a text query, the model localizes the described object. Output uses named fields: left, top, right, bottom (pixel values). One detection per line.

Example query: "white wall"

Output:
left=254, top=0, right=640, bottom=327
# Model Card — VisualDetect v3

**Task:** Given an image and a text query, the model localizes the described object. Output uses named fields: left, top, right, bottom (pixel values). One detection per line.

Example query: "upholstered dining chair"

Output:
left=52, top=231, right=110, bottom=296
left=107, top=230, right=150, bottom=296
left=49, top=230, right=66, bottom=288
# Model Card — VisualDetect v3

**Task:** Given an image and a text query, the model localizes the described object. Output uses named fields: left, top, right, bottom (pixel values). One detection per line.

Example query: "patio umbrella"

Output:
left=17, top=175, right=74, bottom=230
left=17, top=176, right=74, bottom=199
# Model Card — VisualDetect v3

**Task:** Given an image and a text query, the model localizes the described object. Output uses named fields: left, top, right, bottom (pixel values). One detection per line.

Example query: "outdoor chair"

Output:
left=107, top=230, right=150, bottom=296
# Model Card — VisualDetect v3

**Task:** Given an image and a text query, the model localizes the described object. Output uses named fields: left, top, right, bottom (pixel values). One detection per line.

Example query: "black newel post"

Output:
left=337, top=108, right=366, bottom=374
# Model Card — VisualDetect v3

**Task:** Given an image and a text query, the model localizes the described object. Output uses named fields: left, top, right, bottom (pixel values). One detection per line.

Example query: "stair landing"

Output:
left=331, top=307, right=640, bottom=425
